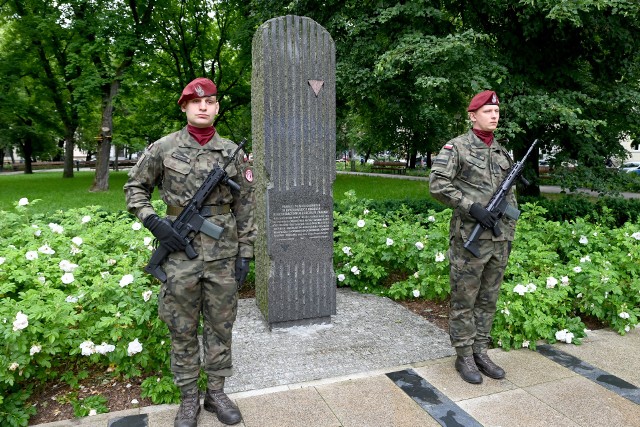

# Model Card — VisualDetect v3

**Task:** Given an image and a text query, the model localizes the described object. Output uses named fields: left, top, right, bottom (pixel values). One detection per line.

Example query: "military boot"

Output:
left=204, top=389, right=242, bottom=425
left=455, top=355, right=483, bottom=384
left=174, top=389, right=200, bottom=427
left=474, top=353, right=505, bottom=379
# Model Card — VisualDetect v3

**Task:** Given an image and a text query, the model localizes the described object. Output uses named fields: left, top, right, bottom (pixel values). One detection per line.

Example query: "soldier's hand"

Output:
left=469, top=203, right=499, bottom=229
left=235, top=257, right=251, bottom=288
left=143, top=214, right=187, bottom=252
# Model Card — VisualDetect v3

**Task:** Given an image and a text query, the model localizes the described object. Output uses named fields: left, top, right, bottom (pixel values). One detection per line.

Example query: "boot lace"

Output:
left=177, top=391, right=199, bottom=419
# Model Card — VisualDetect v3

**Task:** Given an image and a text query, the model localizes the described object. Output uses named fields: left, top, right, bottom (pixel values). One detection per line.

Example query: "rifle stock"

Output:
left=463, top=139, right=538, bottom=257
left=144, top=138, right=247, bottom=281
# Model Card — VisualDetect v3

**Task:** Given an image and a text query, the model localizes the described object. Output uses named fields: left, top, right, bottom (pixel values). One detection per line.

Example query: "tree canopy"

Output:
left=1, top=0, right=639, bottom=194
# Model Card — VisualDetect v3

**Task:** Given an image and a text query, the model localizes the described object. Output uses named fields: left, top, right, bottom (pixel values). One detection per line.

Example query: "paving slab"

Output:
left=526, top=375, right=640, bottom=427
left=316, top=375, right=440, bottom=427
left=457, top=388, right=580, bottom=427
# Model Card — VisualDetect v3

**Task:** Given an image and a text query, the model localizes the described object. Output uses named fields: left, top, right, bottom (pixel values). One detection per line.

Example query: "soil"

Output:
left=26, top=289, right=600, bottom=425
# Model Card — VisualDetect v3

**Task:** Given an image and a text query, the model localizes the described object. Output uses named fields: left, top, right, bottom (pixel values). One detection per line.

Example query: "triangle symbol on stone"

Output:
left=308, top=79, right=324, bottom=97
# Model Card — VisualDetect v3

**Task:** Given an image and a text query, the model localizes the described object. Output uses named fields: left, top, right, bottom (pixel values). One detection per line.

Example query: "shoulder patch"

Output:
left=443, top=144, right=454, bottom=150
left=244, top=167, right=254, bottom=183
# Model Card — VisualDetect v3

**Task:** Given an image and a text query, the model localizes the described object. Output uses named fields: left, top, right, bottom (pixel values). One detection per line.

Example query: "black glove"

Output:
left=469, top=203, right=499, bottom=229
left=143, top=214, right=187, bottom=252
left=235, top=257, right=251, bottom=288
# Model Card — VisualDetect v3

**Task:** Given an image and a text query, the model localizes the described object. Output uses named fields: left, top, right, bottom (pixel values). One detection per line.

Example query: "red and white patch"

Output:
left=244, top=168, right=254, bottom=183
left=443, top=144, right=454, bottom=150
left=243, top=154, right=249, bottom=162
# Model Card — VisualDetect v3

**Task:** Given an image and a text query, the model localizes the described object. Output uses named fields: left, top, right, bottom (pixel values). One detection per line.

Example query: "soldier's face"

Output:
left=469, top=105, right=500, bottom=132
left=182, top=96, right=219, bottom=128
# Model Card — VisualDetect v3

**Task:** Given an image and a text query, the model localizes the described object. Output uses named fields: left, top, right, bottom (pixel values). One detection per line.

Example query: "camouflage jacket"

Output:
left=124, top=128, right=257, bottom=260
left=429, top=130, right=517, bottom=242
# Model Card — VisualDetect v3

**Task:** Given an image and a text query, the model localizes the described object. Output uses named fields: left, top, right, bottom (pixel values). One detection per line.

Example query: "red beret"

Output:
left=467, top=90, right=499, bottom=112
left=177, top=77, right=217, bottom=105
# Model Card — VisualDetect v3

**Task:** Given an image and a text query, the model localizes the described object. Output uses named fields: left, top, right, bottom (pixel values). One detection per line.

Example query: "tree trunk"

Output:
left=22, top=137, right=34, bottom=174
left=90, top=80, right=120, bottom=192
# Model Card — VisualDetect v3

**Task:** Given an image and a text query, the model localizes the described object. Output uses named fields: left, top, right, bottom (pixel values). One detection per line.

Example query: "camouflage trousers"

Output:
left=448, top=236, right=511, bottom=357
left=158, top=255, right=238, bottom=392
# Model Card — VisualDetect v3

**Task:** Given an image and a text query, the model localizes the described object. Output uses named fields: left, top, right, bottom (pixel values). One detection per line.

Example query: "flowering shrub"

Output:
left=334, top=193, right=640, bottom=352
left=0, top=199, right=175, bottom=426
left=1, top=194, right=639, bottom=425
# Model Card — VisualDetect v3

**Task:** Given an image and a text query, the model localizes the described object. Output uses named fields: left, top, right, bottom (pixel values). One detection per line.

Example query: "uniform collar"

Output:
left=179, top=127, right=226, bottom=150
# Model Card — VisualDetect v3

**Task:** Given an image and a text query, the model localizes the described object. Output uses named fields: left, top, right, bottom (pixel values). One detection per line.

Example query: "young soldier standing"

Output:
left=125, top=77, right=256, bottom=426
left=429, top=90, right=516, bottom=384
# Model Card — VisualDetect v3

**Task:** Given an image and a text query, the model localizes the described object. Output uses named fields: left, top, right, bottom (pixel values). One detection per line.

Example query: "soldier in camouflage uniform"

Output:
left=124, top=78, right=256, bottom=426
left=429, top=90, right=515, bottom=385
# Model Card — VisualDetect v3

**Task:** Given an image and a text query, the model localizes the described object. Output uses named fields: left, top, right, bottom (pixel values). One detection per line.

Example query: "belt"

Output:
left=166, top=204, right=231, bottom=217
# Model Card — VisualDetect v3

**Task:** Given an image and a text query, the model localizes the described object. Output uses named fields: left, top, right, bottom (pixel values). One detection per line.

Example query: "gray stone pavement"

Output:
left=34, top=289, right=640, bottom=427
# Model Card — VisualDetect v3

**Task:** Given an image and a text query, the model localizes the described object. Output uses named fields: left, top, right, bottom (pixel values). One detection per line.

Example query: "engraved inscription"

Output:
left=271, top=203, right=331, bottom=241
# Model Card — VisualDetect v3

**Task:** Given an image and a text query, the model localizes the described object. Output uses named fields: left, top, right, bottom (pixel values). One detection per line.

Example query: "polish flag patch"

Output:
left=443, top=144, right=454, bottom=150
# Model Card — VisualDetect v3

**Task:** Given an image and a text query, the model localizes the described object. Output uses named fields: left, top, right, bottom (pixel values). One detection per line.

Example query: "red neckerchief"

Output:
left=187, top=124, right=216, bottom=146
left=472, top=128, right=494, bottom=147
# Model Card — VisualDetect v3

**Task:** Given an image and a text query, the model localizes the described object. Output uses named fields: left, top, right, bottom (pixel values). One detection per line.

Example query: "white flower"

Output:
left=619, top=312, right=630, bottom=319
left=555, top=329, right=568, bottom=341
left=9, top=362, right=19, bottom=371
left=501, top=308, right=510, bottom=316
left=601, top=276, right=609, bottom=283
left=13, top=311, right=28, bottom=331
left=435, top=252, right=445, bottom=262
left=337, top=274, right=345, bottom=282
left=95, top=342, right=115, bottom=355
left=80, top=340, right=96, bottom=356
left=25, top=251, right=38, bottom=261
left=413, top=271, right=419, bottom=279
left=577, top=293, right=582, bottom=298
left=66, top=295, right=78, bottom=303
left=526, top=283, right=537, bottom=293
left=132, top=222, right=142, bottom=231
left=415, top=241, right=424, bottom=250
left=561, top=276, right=570, bottom=286
left=0, top=257, right=5, bottom=265
left=143, top=236, right=153, bottom=246
left=119, top=274, right=134, bottom=287
left=107, top=259, right=117, bottom=266
left=356, top=219, right=365, bottom=228
left=48, top=223, right=64, bottom=234
left=625, top=325, right=631, bottom=332
left=580, top=255, right=591, bottom=263
left=522, top=340, right=530, bottom=348
left=630, top=231, right=640, bottom=240
left=82, top=215, right=91, bottom=223
left=18, top=197, right=29, bottom=206
left=427, top=215, right=436, bottom=222
left=59, top=260, right=79, bottom=272
left=565, top=332, right=574, bottom=343
left=579, top=235, right=588, bottom=245
left=89, top=409, right=97, bottom=416
left=131, top=399, right=139, bottom=405
left=363, top=209, right=369, bottom=215
left=30, top=345, right=41, bottom=356
left=142, top=290, right=153, bottom=302
left=386, top=238, right=394, bottom=246
left=350, top=266, right=360, bottom=275
left=513, top=284, right=527, bottom=296
left=34, top=229, right=42, bottom=237
left=61, top=273, right=75, bottom=284
left=127, top=338, right=143, bottom=356
left=342, top=246, right=352, bottom=256
left=546, top=277, right=558, bottom=289
left=37, top=275, right=46, bottom=284
left=412, top=289, right=420, bottom=298
left=38, top=244, right=55, bottom=255
left=573, top=266, right=582, bottom=273
left=71, top=236, right=83, bottom=246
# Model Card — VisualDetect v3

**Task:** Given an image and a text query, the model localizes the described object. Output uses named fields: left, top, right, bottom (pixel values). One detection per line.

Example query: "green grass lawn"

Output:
left=0, top=171, right=433, bottom=215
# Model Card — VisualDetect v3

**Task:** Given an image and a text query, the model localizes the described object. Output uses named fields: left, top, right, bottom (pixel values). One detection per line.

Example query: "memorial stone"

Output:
left=252, top=15, right=336, bottom=328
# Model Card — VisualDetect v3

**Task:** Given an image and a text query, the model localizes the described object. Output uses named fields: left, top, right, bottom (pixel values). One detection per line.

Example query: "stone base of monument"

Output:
left=268, top=315, right=332, bottom=330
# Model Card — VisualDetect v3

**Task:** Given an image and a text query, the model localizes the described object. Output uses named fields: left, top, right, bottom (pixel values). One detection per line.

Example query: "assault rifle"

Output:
left=463, top=139, right=538, bottom=258
left=144, top=138, right=246, bottom=282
